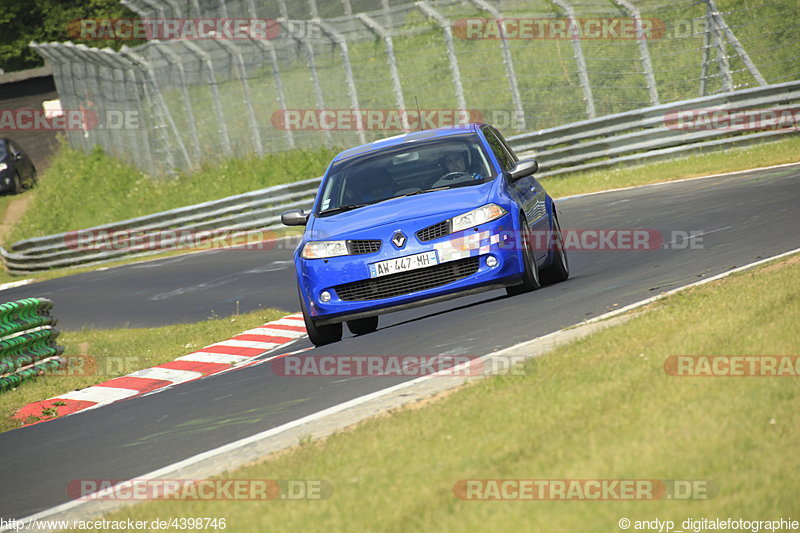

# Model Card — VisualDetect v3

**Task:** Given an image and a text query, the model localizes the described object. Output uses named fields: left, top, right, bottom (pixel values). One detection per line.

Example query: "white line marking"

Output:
left=662, top=226, right=733, bottom=246
left=125, top=367, right=203, bottom=384
left=208, top=339, right=278, bottom=350
left=242, top=327, right=306, bottom=338
left=0, top=279, right=36, bottom=292
left=58, top=387, right=141, bottom=404
left=14, top=247, right=798, bottom=529
left=175, top=353, right=251, bottom=365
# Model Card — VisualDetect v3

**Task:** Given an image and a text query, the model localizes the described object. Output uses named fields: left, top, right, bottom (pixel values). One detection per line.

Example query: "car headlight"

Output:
left=0, top=163, right=7, bottom=172
left=450, top=204, right=507, bottom=233
left=301, top=240, right=349, bottom=259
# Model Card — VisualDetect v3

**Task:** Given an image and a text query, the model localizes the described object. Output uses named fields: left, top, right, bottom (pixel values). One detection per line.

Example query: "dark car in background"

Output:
left=0, top=138, right=37, bottom=194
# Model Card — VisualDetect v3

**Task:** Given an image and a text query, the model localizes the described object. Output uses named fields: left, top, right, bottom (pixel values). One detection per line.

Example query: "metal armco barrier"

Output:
left=0, top=298, right=64, bottom=393
left=0, top=80, right=798, bottom=274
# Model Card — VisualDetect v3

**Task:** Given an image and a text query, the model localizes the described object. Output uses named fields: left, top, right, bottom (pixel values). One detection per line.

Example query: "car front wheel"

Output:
left=539, top=211, right=570, bottom=284
left=506, top=214, right=541, bottom=296
left=12, top=172, right=23, bottom=195
left=299, top=291, right=342, bottom=346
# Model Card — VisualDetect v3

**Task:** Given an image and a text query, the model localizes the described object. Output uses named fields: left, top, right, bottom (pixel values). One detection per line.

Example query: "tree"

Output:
left=0, top=0, right=143, bottom=72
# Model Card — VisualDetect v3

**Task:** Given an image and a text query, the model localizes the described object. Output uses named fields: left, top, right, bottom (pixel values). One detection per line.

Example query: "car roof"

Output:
left=333, top=123, right=483, bottom=162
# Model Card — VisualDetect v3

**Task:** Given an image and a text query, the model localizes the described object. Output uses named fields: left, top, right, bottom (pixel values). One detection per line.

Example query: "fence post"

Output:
left=308, top=0, right=320, bottom=19
left=102, top=50, right=148, bottom=169
left=700, top=13, right=711, bottom=96
left=218, top=0, right=229, bottom=19
left=280, top=18, right=332, bottom=147
left=705, top=0, right=766, bottom=86
left=121, top=45, right=193, bottom=173
left=315, top=20, right=366, bottom=145
left=62, top=44, right=100, bottom=148
left=467, top=0, right=526, bottom=129
left=276, top=0, right=289, bottom=19
left=551, top=0, right=596, bottom=118
left=380, top=0, right=392, bottom=27
left=138, top=0, right=168, bottom=20
left=84, top=49, right=126, bottom=162
left=415, top=2, right=467, bottom=112
left=253, top=39, right=295, bottom=149
left=614, top=0, right=660, bottom=106
left=162, top=0, right=183, bottom=19
left=172, top=41, right=232, bottom=157
left=710, top=15, right=733, bottom=92
left=211, top=37, right=264, bottom=156
left=30, top=44, right=87, bottom=154
left=356, top=13, right=408, bottom=130
left=151, top=41, right=202, bottom=163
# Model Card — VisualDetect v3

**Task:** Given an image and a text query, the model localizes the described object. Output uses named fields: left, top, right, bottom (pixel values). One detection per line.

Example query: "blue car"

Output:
left=281, top=123, right=569, bottom=346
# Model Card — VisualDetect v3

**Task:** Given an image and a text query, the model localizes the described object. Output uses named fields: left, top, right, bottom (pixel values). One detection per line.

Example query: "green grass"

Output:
left=87, top=254, right=800, bottom=532
left=539, top=134, right=800, bottom=198
left=5, top=140, right=339, bottom=244
left=0, top=307, right=287, bottom=433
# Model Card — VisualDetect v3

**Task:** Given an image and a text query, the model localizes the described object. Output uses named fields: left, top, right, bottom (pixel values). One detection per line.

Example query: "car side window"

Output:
left=492, top=128, right=519, bottom=163
left=482, top=126, right=514, bottom=171
left=8, top=142, right=19, bottom=157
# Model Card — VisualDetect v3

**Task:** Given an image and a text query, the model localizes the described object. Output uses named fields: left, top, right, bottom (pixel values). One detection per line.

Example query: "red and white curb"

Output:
left=14, top=313, right=307, bottom=425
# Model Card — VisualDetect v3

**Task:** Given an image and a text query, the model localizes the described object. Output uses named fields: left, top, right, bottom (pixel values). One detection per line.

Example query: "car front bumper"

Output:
left=297, top=218, right=527, bottom=325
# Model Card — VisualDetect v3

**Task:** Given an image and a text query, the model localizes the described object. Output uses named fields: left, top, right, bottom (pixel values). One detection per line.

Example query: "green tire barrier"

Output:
left=0, top=298, right=65, bottom=393
left=0, top=358, right=65, bottom=393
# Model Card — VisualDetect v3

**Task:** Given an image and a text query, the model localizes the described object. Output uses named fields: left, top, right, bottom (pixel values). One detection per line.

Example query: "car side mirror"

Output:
left=508, top=159, right=538, bottom=182
left=281, top=209, right=309, bottom=226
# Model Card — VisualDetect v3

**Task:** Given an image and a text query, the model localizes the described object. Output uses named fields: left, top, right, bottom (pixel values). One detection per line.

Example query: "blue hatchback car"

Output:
left=281, top=123, right=569, bottom=346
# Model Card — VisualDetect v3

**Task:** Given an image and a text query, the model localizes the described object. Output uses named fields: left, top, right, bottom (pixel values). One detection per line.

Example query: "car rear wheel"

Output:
left=539, top=211, right=570, bottom=284
left=506, top=215, right=541, bottom=296
left=346, top=316, right=379, bottom=336
left=299, top=291, right=342, bottom=346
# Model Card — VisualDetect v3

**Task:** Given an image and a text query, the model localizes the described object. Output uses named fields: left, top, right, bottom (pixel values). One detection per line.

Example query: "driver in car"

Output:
left=439, top=149, right=484, bottom=182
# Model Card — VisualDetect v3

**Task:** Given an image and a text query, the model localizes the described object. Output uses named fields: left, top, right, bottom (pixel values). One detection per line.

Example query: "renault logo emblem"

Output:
left=391, top=231, right=406, bottom=248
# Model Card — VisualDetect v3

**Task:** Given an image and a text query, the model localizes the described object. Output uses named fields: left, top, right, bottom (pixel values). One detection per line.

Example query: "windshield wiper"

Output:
left=395, top=186, right=452, bottom=198
left=318, top=203, right=368, bottom=216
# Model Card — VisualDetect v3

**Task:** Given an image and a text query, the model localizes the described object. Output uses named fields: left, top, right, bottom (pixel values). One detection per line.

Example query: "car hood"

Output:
left=309, top=181, right=495, bottom=239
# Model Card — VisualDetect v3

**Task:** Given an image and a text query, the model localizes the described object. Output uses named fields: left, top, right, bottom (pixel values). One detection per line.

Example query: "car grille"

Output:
left=416, top=220, right=450, bottom=242
left=347, top=240, right=382, bottom=255
left=333, top=256, right=480, bottom=301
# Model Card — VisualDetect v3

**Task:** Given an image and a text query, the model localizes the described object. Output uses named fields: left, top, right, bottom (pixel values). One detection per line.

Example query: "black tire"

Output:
left=539, top=211, right=570, bottom=284
left=28, top=167, right=37, bottom=188
left=506, top=214, right=541, bottom=296
left=346, top=316, right=379, bottom=336
left=299, top=291, right=342, bottom=346
left=12, top=172, right=23, bottom=195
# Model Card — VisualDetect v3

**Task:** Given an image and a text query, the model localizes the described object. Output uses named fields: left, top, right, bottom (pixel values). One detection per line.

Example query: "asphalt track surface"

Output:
left=0, top=164, right=798, bottom=519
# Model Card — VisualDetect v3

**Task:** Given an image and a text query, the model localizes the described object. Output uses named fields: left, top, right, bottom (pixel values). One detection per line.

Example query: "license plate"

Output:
left=369, top=251, right=438, bottom=278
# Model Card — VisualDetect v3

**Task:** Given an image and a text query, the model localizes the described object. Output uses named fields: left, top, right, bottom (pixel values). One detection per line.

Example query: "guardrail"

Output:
left=0, top=298, right=64, bottom=393
left=1, top=80, right=797, bottom=274
left=508, top=79, right=800, bottom=176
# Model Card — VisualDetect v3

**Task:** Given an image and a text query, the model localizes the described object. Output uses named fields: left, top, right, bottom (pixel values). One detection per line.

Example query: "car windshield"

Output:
left=316, top=134, right=494, bottom=216
left=0, top=142, right=6, bottom=160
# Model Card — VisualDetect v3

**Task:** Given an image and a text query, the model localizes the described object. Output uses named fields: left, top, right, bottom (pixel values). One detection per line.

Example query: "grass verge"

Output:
left=0, top=307, right=287, bottom=433
left=87, top=254, right=800, bottom=532
left=539, top=134, right=800, bottom=198
left=5, top=141, right=339, bottom=244
left=0, top=136, right=797, bottom=286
